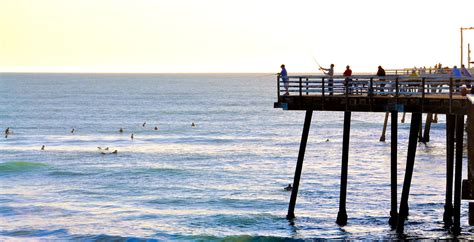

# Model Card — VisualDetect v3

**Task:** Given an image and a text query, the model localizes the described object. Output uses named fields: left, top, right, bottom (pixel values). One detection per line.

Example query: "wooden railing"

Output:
left=277, top=74, right=472, bottom=98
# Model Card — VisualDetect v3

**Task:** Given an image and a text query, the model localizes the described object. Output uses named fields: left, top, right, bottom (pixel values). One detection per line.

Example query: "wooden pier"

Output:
left=274, top=73, right=474, bottom=235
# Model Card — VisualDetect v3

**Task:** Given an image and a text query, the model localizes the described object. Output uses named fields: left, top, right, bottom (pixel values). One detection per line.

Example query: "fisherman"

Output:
left=320, top=64, right=335, bottom=95
left=279, top=64, right=289, bottom=95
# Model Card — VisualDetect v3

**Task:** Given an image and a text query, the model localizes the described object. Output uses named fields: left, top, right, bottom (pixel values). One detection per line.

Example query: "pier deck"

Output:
left=274, top=74, right=472, bottom=114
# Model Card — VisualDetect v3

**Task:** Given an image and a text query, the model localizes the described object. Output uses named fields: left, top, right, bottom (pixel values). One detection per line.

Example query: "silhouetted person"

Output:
left=154, top=126, right=158, bottom=131
left=131, top=133, right=134, bottom=140
left=377, top=65, right=386, bottom=92
left=191, top=122, right=196, bottom=128
left=119, top=128, right=124, bottom=133
left=320, top=64, right=335, bottom=95
left=41, top=145, right=45, bottom=150
left=284, top=184, right=293, bottom=191
left=4, top=127, right=10, bottom=138
left=279, top=64, right=289, bottom=95
left=71, top=128, right=75, bottom=134
left=142, top=122, right=146, bottom=127
left=343, top=65, right=353, bottom=94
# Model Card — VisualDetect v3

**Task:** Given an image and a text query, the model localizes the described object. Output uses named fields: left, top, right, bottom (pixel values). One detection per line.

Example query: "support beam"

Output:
left=468, top=107, right=474, bottom=225
left=452, top=115, right=464, bottom=235
left=380, top=112, right=389, bottom=142
left=444, top=114, right=455, bottom=227
left=421, top=113, right=433, bottom=143
left=396, top=112, right=422, bottom=234
left=287, top=110, right=313, bottom=220
left=389, top=111, right=398, bottom=227
left=336, top=111, right=351, bottom=226
left=418, top=116, right=424, bottom=142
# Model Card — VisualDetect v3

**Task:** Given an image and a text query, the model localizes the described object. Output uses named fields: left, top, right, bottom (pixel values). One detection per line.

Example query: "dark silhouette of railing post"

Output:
left=395, top=77, right=399, bottom=99
left=389, top=111, right=398, bottom=227
left=449, top=78, right=453, bottom=113
left=277, top=75, right=281, bottom=98
left=396, top=112, right=422, bottom=234
left=336, top=111, right=351, bottom=226
left=287, top=110, right=313, bottom=220
left=305, top=78, right=309, bottom=95
left=299, top=77, right=303, bottom=96
left=452, top=115, right=464, bottom=235
left=322, top=77, right=325, bottom=97
left=444, top=114, right=455, bottom=227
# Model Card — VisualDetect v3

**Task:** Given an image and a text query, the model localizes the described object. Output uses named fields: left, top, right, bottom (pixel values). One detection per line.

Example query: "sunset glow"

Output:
left=1, top=0, right=474, bottom=73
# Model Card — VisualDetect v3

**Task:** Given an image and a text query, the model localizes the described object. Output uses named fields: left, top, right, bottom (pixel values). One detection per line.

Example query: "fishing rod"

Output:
left=312, top=55, right=327, bottom=74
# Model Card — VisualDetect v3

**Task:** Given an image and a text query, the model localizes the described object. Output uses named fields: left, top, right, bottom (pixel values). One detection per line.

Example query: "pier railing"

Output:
left=278, top=74, right=472, bottom=98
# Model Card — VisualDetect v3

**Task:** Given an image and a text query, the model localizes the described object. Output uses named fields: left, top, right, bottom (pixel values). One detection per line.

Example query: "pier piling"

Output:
left=452, top=115, right=464, bottom=235
left=421, top=113, right=433, bottom=143
left=444, top=114, right=455, bottom=227
left=276, top=74, right=473, bottom=233
left=287, top=110, right=313, bottom=220
left=380, top=112, right=389, bottom=142
left=336, top=111, right=351, bottom=226
left=389, top=111, right=399, bottom=227
left=396, top=112, right=422, bottom=234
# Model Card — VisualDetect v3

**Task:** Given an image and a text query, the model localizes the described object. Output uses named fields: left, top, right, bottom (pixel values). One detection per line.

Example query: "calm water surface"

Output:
left=0, top=73, right=472, bottom=240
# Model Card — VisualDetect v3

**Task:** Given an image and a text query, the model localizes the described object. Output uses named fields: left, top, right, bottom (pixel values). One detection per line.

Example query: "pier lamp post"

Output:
left=469, top=43, right=472, bottom=68
left=461, top=27, right=474, bottom=67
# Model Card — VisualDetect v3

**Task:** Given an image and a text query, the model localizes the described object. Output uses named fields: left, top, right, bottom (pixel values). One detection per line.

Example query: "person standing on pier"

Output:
left=279, top=64, right=289, bottom=95
left=377, top=65, right=386, bottom=93
left=451, top=66, right=462, bottom=93
left=320, top=64, right=334, bottom=95
left=343, top=65, right=352, bottom=94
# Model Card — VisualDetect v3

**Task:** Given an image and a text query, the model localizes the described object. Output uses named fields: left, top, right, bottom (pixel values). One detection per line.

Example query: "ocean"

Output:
left=0, top=73, right=471, bottom=240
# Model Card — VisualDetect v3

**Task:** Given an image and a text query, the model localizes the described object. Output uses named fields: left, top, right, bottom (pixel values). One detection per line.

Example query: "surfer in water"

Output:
left=119, top=128, right=124, bottom=133
left=101, top=149, right=118, bottom=155
left=284, top=184, right=293, bottom=191
left=191, top=122, right=196, bottom=128
left=5, top=127, right=10, bottom=138
left=41, top=145, right=45, bottom=150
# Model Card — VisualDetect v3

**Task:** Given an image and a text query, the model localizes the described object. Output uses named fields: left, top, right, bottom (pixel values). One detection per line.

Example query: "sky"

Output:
left=1, top=0, right=474, bottom=73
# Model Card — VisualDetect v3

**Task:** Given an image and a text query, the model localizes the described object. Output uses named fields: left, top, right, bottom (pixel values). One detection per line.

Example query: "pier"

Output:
left=274, top=73, right=474, bottom=235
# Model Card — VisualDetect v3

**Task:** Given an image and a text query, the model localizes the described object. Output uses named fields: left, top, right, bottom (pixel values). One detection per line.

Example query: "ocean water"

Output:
left=0, top=73, right=472, bottom=240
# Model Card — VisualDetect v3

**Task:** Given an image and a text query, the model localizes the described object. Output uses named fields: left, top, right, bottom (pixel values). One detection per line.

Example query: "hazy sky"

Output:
left=1, top=0, right=474, bottom=73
